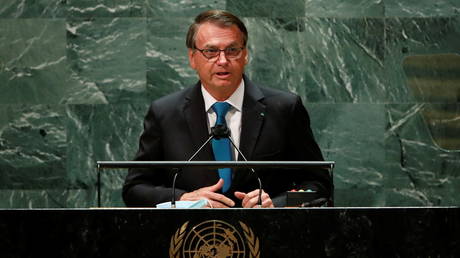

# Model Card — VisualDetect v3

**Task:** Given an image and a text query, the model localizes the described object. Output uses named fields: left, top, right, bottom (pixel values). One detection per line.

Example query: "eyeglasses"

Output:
left=194, top=47, right=245, bottom=61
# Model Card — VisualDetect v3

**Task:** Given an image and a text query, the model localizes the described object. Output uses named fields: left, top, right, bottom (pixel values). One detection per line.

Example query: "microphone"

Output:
left=211, top=124, right=230, bottom=139
left=171, top=124, right=263, bottom=208
left=217, top=124, right=263, bottom=208
left=170, top=124, right=230, bottom=207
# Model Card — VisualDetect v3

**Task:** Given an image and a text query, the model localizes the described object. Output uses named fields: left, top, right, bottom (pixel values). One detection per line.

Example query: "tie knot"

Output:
left=212, top=102, right=230, bottom=125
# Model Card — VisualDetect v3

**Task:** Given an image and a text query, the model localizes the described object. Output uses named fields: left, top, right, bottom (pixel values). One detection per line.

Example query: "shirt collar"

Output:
left=201, top=79, right=245, bottom=112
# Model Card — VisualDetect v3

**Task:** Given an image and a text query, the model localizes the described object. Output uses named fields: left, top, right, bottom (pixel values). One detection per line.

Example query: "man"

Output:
left=122, top=10, right=331, bottom=208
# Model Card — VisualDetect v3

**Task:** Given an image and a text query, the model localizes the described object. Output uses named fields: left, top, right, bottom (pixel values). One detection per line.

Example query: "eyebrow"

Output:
left=203, top=42, right=241, bottom=49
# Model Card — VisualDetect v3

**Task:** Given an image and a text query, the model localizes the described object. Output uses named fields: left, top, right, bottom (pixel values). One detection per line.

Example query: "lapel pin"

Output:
left=260, top=112, right=265, bottom=117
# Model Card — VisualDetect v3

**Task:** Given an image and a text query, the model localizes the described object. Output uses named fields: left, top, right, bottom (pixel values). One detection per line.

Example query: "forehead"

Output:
left=195, top=22, right=244, bottom=47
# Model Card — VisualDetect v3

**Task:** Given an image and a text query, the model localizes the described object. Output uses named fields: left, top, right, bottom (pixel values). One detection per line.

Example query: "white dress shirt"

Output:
left=201, top=80, right=244, bottom=159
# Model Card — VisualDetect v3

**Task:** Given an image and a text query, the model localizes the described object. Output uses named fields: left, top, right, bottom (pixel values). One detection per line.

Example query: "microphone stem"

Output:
left=228, top=136, right=263, bottom=208
left=171, top=128, right=263, bottom=208
left=171, top=170, right=180, bottom=208
left=187, top=134, right=214, bottom=162
left=256, top=177, right=262, bottom=208
left=171, top=134, right=214, bottom=207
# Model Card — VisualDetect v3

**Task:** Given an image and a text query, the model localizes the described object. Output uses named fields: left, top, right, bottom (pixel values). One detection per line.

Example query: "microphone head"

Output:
left=211, top=124, right=230, bottom=139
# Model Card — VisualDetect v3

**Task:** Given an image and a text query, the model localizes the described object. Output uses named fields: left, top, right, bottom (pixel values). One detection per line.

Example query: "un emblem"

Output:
left=169, top=220, right=260, bottom=258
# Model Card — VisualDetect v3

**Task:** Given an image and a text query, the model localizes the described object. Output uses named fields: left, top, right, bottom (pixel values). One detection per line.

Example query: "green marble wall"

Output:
left=0, top=1, right=459, bottom=208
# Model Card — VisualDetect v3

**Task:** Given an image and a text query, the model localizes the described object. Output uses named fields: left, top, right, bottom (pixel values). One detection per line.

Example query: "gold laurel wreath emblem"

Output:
left=239, top=221, right=260, bottom=258
left=169, top=220, right=260, bottom=258
left=169, top=221, right=188, bottom=258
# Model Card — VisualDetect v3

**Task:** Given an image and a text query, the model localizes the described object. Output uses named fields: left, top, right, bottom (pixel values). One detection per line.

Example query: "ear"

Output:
left=188, top=48, right=196, bottom=70
left=244, top=50, right=249, bottom=64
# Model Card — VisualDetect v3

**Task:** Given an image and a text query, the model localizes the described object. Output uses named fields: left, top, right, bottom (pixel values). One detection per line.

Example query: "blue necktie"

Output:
left=211, top=102, right=232, bottom=193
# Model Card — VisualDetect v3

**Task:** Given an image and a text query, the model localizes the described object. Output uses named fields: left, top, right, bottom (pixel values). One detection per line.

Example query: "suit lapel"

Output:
left=239, top=76, right=265, bottom=161
left=182, top=77, right=266, bottom=191
left=183, top=82, right=214, bottom=160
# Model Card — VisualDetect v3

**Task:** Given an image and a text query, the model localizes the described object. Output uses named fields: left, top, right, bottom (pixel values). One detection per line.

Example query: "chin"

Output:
left=213, top=80, right=234, bottom=88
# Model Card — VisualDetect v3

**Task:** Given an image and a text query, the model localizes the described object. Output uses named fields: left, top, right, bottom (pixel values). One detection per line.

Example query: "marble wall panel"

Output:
left=66, top=104, right=146, bottom=207
left=0, top=0, right=147, bottom=19
left=385, top=0, right=460, bottom=17
left=60, top=74, right=110, bottom=105
left=0, top=105, right=66, bottom=191
left=227, top=0, right=305, bottom=17
left=245, top=17, right=385, bottom=103
left=0, top=190, right=72, bottom=208
left=227, top=0, right=385, bottom=18
left=304, top=0, right=384, bottom=18
left=385, top=17, right=460, bottom=103
left=146, top=0, right=225, bottom=17
left=0, top=0, right=66, bottom=18
left=0, top=18, right=110, bottom=105
left=66, top=0, right=145, bottom=17
left=308, top=103, right=385, bottom=206
left=0, top=19, right=68, bottom=104
left=146, top=17, right=198, bottom=99
left=384, top=104, right=460, bottom=206
left=67, top=18, right=147, bottom=104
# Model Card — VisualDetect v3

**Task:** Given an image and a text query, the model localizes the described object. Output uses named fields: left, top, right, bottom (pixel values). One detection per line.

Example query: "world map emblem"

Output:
left=169, top=220, right=260, bottom=258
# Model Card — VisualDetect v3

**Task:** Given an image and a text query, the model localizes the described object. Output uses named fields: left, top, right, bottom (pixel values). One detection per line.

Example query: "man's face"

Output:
left=188, top=22, right=248, bottom=99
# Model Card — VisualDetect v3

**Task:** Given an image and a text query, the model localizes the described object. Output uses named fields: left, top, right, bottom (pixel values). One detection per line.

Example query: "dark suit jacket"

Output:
left=122, top=76, right=332, bottom=207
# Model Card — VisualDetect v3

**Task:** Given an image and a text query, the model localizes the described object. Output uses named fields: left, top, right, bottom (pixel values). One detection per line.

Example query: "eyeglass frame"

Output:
left=193, top=46, right=245, bottom=61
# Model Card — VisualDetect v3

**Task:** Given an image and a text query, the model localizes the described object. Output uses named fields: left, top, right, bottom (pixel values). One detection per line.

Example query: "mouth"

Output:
left=215, top=72, right=231, bottom=77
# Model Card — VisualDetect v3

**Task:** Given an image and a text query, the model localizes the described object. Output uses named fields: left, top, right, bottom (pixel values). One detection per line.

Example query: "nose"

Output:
left=215, top=50, right=229, bottom=65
